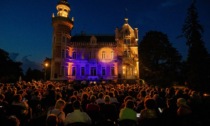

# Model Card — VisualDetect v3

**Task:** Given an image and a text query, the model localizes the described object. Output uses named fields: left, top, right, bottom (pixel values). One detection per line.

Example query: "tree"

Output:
left=139, top=31, right=182, bottom=87
left=0, top=48, right=23, bottom=83
left=24, top=67, right=43, bottom=82
left=182, top=1, right=210, bottom=92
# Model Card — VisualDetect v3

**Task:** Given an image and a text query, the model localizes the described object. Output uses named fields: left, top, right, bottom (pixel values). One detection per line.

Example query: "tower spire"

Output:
left=125, top=8, right=128, bottom=18
left=56, top=0, right=70, bottom=17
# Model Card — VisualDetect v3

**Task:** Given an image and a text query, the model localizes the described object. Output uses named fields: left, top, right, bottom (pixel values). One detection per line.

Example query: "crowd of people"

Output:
left=0, top=80, right=209, bottom=126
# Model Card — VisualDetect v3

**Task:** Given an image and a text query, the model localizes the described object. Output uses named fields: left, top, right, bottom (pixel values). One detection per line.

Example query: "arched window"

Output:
left=124, top=39, right=131, bottom=45
left=102, top=51, right=105, bottom=59
left=128, top=51, right=131, bottom=57
left=111, top=51, right=114, bottom=59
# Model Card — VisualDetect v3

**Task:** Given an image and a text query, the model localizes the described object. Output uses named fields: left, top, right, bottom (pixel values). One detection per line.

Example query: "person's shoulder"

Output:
left=66, top=112, right=73, bottom=117
left=82, top=111, right=90, bottom=116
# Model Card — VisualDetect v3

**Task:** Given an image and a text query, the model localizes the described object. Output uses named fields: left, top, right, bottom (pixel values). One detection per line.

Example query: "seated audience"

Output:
left=100, top=95, right=118, bottom=123
left=176, top=98, right=192, bottom=116
left=7, top=115, right=20, bottom=126
left=119, top=99, right=137, bottom=122
left=47, top=99, right=66, bottom=126
left=64, top=100, right=92, bottom=125
left=139, top=98, right=158, bottom=119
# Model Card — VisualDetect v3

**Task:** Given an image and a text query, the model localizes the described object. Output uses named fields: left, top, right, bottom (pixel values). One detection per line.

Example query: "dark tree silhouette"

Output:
left=0, top=48, right=23, bottom=83
left=182, top=1, right=210, bottom=92
left=139, top=31, right=182, bottom=87
left=24, top=67, right=43, bottom=82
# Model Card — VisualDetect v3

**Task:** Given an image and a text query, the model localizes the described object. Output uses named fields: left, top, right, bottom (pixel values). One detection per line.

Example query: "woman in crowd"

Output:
left=47, top=99, right=66, bottom=126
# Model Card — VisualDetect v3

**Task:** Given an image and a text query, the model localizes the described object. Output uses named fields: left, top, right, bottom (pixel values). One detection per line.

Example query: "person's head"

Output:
left=124, top=96, right=133, bottom=103
left=144, top=98, right=156, bottom=109
left=140, top=90, right=146, bottom=97
left=175, top=89, right=183, bottom=96
left=73, top=100, right=81, bottom=110
left=55, top=99, right=66, bottom=110
left=109, top=92, right=114, bottom=97
left=81, top=92, right=89, bottom=100
left=70, top=95, right=77, bottom=103
left=98, top=92, right=104, bottom=99
left=104, top=95, right=110, bottom=103
left=46, top=114, right=58, bottom=126
left=73, top=91, right=78, bottom=96
left=177, top=98, right=187, bottom=107
left=7, top=115, right=20, bottom=126
left=125, top=100, right=134, bottom=109
left=13, top=94, right=22, bottom=102
left=90, top=95, right=96, bottom=103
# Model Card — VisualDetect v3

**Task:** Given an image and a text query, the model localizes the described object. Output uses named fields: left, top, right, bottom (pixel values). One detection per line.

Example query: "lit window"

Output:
left=128, top=51, right=131, bottom=57
left=111, top=51, right=114, bottom=59
left=124, top=39, right=130, bottom=45
left=102, top=51, right=105, bottom=59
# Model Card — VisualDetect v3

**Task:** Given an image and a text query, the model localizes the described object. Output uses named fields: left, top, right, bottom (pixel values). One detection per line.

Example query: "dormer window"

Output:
left=90, top=36, right=97, bottom=45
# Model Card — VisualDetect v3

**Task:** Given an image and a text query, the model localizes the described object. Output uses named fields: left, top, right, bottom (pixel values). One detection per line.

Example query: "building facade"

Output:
left=51, top=0, right=139, bottom=83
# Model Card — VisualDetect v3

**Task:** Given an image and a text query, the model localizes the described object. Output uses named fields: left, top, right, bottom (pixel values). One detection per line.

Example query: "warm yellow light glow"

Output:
left=203, top=93, right=210, bottom=97
left=45, top=63, right=49, bottom=67
left=134, top=70, right=137, bottom=74
left=98, top=47, right=114, bottom=63
left=56, top=4, right=70, bottom=18
left=123, top=66, right=126, bottom=69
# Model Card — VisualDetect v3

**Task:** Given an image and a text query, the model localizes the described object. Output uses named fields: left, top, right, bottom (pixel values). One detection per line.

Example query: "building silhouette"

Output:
left=51, top=0, right=139, bottom=83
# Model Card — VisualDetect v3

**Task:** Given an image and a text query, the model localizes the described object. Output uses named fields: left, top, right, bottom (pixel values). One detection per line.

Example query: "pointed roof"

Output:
left=121, top=18, right=134, bottom=35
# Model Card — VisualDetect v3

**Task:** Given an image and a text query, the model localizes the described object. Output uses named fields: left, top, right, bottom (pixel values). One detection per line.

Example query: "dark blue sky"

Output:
left=0, top=0, right=210, bottom=71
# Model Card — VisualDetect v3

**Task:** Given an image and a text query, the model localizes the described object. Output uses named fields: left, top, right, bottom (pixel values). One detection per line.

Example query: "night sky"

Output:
left=0, top=0, right=210, bottom=71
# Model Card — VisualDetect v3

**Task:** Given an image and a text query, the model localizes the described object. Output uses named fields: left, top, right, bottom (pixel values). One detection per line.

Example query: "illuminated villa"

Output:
left=51, top=0, right=139, bottom=83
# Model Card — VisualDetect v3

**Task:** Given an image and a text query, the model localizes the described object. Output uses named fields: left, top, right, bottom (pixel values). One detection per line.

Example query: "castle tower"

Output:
left=116, top=18, right=139, bottom=80
left=51, top=0, right=74, bottom=80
